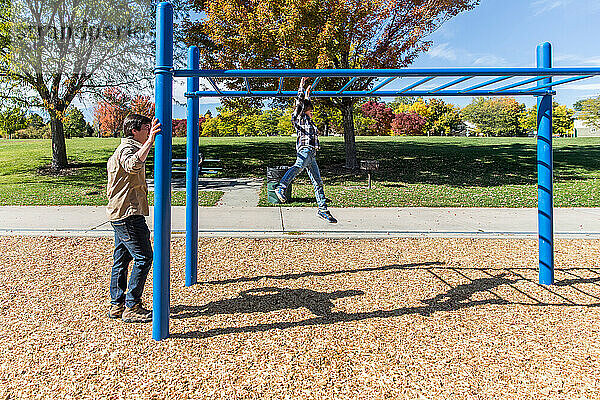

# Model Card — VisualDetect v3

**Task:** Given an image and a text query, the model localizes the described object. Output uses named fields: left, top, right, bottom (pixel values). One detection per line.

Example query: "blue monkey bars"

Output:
left=153, top=1, right=600, bottom=340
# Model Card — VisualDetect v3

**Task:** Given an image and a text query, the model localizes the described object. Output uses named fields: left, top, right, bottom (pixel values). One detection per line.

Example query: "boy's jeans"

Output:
left=110, top=215, right=153, bottom=308
left=278, top=145, right=327, bottom=210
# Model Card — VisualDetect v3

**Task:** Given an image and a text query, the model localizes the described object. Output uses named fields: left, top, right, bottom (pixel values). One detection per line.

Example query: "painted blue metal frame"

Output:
left=153, top=1, right=600, bottom=340
left=153, top=2, right=173, bottom=341
left=185, top=46, right=199, bottom=288
left=537, top=42, right=554, bottom=285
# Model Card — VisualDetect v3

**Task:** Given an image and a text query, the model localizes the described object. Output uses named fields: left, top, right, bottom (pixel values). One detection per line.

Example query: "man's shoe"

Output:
left=122, top=303, right=152, bottom=323
left=317, top=209, right=337, bottom=223
left=108, top=303, right=125, bottom=319
left=275, top=186, right=287, bottom=203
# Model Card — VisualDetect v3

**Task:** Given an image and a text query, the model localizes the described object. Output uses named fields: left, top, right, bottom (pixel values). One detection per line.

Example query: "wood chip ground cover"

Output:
left=1, top=237, right=599, bottom=399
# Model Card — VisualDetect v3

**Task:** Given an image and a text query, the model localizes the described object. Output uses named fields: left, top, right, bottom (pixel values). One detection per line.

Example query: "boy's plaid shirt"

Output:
left=291, top=87, right=320, bottom=150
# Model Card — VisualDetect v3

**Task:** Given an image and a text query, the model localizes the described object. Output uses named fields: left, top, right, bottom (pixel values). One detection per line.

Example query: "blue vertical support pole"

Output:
left=185, top=46, right=199, bottom=287
left=153, top=1, right=173, bottom=340
left=536, top=42, right=554, bottom=285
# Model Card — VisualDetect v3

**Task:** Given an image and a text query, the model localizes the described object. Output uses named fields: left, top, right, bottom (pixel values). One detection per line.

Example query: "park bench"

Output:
left=171, top=153, right=222, bottom=175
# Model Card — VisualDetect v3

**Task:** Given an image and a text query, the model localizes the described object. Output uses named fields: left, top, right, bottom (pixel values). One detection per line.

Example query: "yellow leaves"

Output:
left=200, top=0, right=477, bottom=71
left=410, top=100, right=431, bottom=121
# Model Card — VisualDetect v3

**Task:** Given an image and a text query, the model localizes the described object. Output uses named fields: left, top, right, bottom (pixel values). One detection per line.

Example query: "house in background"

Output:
left=574, top=113, right=600, bottom=137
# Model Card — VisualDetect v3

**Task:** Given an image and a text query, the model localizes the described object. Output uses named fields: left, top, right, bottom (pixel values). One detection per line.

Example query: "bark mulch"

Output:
left=1, top=237, right=599, bottom=399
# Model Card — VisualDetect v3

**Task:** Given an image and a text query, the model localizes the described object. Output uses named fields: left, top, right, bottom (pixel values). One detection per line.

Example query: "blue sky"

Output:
left=408, top=0, right=600, bottom=107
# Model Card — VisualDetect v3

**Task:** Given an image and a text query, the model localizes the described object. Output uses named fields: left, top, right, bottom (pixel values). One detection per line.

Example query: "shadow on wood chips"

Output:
left=170, top=261, right=600, bottom=339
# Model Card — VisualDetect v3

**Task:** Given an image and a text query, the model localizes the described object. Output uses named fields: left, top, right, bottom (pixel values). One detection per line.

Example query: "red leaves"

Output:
left=93, top=89, right=155, bottom=137
left=392, top=112, right=426, bottom=136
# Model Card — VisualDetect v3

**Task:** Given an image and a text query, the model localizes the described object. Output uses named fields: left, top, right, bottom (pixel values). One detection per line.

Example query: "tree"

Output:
left=130, top=95, right=154, bottom=118
left=26, top=113, right=45, bottom=128
left=14, top=112, right=48, bottom=139
left=391, top=112, right=426, bottom=136
left=237, top=115, right=258, bottom=136
left=85, top=122, right=95, bottom=137
left=0, top=107, right=27, bottom=138
left=1, top=0, right=155, bottom=168
left=427, top=99, right=462, bottom=136
left=173, top=119, right=187, bottom=137
left=393, top=98, right=432, bottom=132
left=360, top=100, right=394, bottom=135
left=277, top=110, right=293, bottom=136
left=553, top=103, right=574, bottom=136
left=574, top=96, right=600, bottom=129
left=461, top=97, right=525, bottom=137
left=186, top=0, right=479, bottom=168
left=93, top=88, right=155, bottom=137
left=389, top=97, right=418, bottom=112
left=216, top=109, right=239, bottom=136
left=64, top=107, right=87, bottom=138
left=201, top=116, right=219, bottom=137
left=521, top=103, right=574, bottom=136
left=255, top=110, right=282, bottom=136
left=312, top=104, right=343, bottom=136
left=392, top=97, right=460, bottom=136
left=93, top=88, right=131, bottom=137
left=352, top=108, right=376, bottom=136
left=175, top=117, right=207, bottom=136
left=519, top=105, right=537, bottom=134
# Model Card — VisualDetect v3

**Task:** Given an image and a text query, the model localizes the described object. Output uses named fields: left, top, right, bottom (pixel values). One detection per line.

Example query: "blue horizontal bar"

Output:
left=534, top=75, right=592, bottom=90
left=398, top=76, right=435, bottom=93
left=460, top=76, right=513, bottom=93
left=338, top=77, right=359, bottom=93
left=430, top=76, right=472, bottom=93
left=493, top=76, right=550, bottom=92
left=173, top=67, right=600, bottom=78
left=185, top=89, right=554, bottom=98
left=368, top=77, right=396, bottom=93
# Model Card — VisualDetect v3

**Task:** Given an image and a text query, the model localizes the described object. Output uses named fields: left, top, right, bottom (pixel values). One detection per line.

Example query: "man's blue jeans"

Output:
left=110, top=215, right=153, bottom=308
left=278, top=145, right=327, bottom=210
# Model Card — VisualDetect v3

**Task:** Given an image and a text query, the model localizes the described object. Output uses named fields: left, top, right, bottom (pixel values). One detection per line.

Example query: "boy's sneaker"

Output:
left=108, top=303, right=125, bottom=319
left=122, top=303, right=152, bottom=323
left=275, top=186, right=287, bottom=203
left=317, top=209, right=337, bottom=223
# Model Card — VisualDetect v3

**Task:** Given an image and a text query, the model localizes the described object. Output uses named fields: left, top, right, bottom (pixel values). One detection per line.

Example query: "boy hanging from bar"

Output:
left=275, top=77, right=337, bottom=223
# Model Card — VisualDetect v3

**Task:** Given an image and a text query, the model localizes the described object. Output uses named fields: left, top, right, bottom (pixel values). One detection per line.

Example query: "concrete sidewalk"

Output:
left=1, top=206, right=600, bottom=239
left=147, top=177, right=263, bottom=207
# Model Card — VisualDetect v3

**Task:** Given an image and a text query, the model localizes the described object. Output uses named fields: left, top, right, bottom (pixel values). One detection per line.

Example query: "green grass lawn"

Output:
left=1, top=136, right=600, bottom=207
left=0, top=138, right=222, bottom=206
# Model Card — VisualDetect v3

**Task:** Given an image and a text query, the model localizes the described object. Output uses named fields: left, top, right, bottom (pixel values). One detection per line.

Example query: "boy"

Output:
left=106, top=114, right=161, bottom=323
left=276, top=77, right=337, bottom=223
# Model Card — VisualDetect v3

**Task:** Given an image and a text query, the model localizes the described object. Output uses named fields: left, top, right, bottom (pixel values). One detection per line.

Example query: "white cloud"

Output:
left=426, top=42, right=510, bottom=67
left=427, top=43, right=457, bottom=61
left=531, top=0, right=572, bottom=15
left=472, top=54, right=509, bottom=67
left=560, top=83, right=600, bottom=90
left=555, top=54, right=600, bottom=67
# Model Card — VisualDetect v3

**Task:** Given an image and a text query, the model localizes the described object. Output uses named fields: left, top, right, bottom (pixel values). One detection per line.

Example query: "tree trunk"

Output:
left=50, top=109, right=68, bottom=169
left=340, top=99, right=359, bottom=170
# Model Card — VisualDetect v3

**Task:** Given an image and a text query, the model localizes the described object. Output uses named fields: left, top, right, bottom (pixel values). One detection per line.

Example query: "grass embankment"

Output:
left=1, top=136, right=600, bottom=207
left=0, top=138, right=222, bottom=206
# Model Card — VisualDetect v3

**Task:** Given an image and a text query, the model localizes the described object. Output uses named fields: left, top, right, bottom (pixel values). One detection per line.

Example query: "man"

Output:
left=275, top=77, right=337, bottom=223
left=106, top=114, right=161, bottom=323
